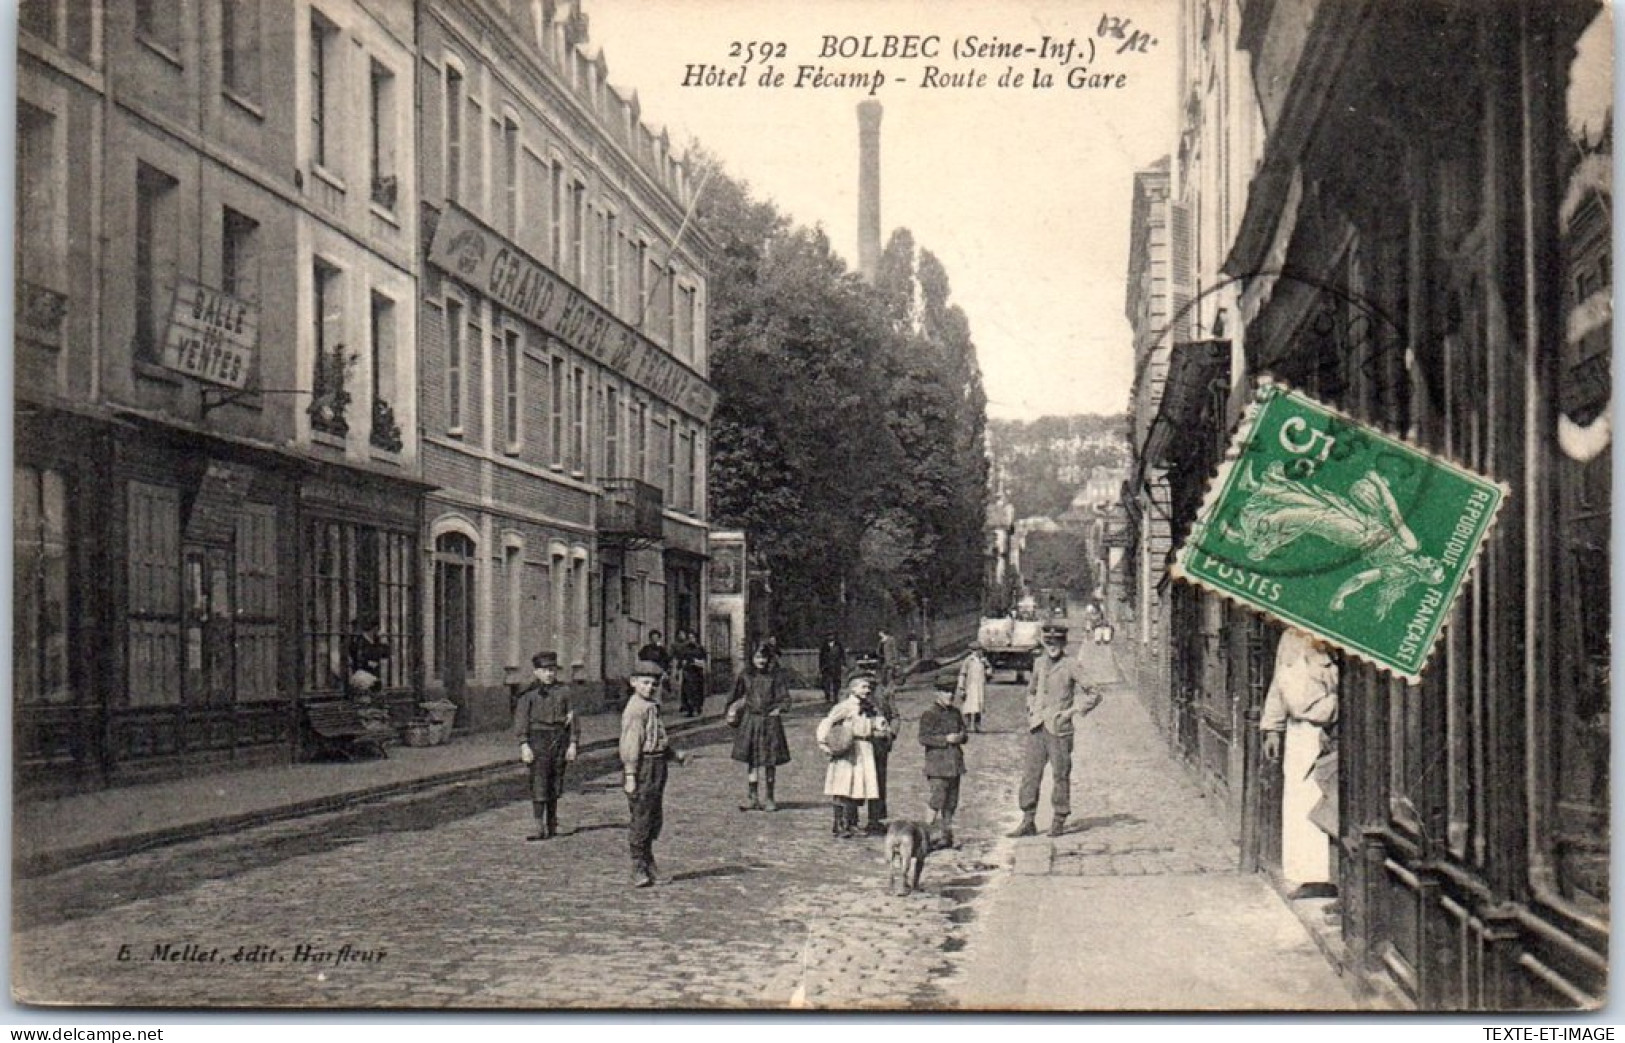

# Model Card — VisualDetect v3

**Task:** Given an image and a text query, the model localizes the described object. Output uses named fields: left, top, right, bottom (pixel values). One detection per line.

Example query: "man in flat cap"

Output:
left=1009, top=623, right=1102, bottom=838
left=619, top=658, right=687, bottom=887
left=512, top=651, right=579, bottom=841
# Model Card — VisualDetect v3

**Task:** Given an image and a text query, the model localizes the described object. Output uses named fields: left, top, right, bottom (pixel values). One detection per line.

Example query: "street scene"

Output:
left=14, top=626, right=1355, bottom=1009
left=11, top=0, right=1611, bottom=1015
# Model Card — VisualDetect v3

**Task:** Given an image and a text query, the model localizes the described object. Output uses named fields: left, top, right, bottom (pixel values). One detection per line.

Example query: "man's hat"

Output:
left=532, top=651, right=559, bottom=669
left=847, top=668, right=878, bottom=685
left=1041, top=623, right=1070, bottom=641
left=631, top=659, right=665, bottom=678
left=854, top=652, right=881, bottom=668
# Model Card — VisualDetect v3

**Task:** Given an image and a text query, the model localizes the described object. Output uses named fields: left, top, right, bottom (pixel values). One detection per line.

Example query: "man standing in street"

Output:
left=512, top=651, right=579, bottom=841
left=877, top=628, right=897, bottom=688
left=1260, top=627, right=1340, bottom=900
left=1009, top=623, right=1102, bottom=838
left=818, top=632, right=846, bottom=706
left=620, top=658, right=686, bottom=888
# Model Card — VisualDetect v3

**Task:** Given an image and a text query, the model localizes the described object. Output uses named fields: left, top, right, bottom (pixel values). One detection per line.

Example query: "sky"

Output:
left=586, top=0, right=1181, bottom=421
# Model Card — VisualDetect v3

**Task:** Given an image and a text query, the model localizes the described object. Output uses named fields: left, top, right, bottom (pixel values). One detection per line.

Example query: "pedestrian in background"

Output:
left=817, top=632, right=846, bottom=706
left=674, top=630, right=707, bottom=717
left=956, top=646, right=989, bottom=733
left=512, top=651, right=578, bottom=841
left=620, top=659, right=687, bottom=888
left=817, top=670, right=888, bottom=840
left=920, top=676, right=969, bottom=850
left=730, top=646, right=792, bottom=811
left=876, top=628, right=897, bottom=688
left=1009, top=623, right=1102, bottom=839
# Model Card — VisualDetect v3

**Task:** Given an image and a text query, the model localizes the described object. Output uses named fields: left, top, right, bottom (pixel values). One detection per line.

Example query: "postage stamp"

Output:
left=1171, top=380, right=1508, bottom=683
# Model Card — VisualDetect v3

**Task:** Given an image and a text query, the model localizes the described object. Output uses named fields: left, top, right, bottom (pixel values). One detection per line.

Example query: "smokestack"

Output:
left=857, top=100, right=883, bottom=282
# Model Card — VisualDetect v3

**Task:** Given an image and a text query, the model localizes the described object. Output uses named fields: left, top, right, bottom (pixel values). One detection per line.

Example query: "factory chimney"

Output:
left=857, top=100, right=883, bottom=282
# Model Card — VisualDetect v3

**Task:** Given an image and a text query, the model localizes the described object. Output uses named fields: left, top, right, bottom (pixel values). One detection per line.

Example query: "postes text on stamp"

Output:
left=1172, top=381, right=1507, bottom=683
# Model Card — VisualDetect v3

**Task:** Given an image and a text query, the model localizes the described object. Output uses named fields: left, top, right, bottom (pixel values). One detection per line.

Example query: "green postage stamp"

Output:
left=1172, top=381, right=1508, bottom=683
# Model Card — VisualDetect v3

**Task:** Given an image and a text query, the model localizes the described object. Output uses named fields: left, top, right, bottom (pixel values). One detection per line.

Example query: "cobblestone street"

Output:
left=14, top=641, right=1357, bottom=1010
left=13, top=674, right=1027, bottom=1010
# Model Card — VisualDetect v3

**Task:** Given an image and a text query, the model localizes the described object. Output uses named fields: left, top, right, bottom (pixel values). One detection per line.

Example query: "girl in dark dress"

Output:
left=729, top=647, right=792, bottom=811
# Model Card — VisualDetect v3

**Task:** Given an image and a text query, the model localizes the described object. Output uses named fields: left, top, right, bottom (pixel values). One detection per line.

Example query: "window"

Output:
left=503, top=328, right=522, bottom=452
left=502, top=117, right=520, bottom=236
left=222, top=0, right=262, bottom=103
left=309, top=11, right=337, bottom=169
left=16, top=101, right=65, bottom=345
left=445, top=64, right=464, bottom=204
left=307, top=519, right=417, bottom=692
left=137, top=0, right=181, bottom=54
left=221, top=208, right=260, bottom=302
left=370, top=61, right=397, bottom=209
left=605, top=385, right=620, bottom=477
left=550, top=358, right=565, bottom=466
left=14, top=466, right=71, bottom=706
left=602, top=211, right=619, bottom=312
left=445, top=298, right=465, bottom=434
left=309, top=259, right=346, bottom=437
left=134, top=163, right=179, bottom=363
left=684, top=428, right=697, bottom=513
left=634, top=400, right=648, bottom=481
left=504, top=543, right=523, bottom=668
left=550, top=160, right=565, bottom=266
left=572, top=366, right=586, bottom=472
left=370, top=292, right=401, bottom=452
left=664, top=416, right=677, bottom=499
left=676, top=283, right=695, bottom=363
left=635, top=240, right=649, bottom=326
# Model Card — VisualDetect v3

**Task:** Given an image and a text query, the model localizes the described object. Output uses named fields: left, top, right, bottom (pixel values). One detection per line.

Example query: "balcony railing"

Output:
left=598, top=478, right=664, bottom=542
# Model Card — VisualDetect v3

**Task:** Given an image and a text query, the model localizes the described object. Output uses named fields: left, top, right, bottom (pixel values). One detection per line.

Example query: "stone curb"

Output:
left=15, top=711, right=731, bottom=879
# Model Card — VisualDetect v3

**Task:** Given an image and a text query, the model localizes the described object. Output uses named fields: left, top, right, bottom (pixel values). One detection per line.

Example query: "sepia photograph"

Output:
left=7, top=0, right=1613, bottom=1015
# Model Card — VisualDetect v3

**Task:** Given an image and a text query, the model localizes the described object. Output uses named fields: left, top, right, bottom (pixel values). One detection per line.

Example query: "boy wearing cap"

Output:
left=512, top=651, right=579, bottom=841
left=1009, top=623, right=1102, bottom=839
left=919, top=676, right=969, bottom=849
left=620, top=659, right=687, bottom=887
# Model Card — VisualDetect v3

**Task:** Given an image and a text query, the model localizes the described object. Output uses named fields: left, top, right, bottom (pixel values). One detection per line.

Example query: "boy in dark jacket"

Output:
left=919, top=676, right=969, bottom=849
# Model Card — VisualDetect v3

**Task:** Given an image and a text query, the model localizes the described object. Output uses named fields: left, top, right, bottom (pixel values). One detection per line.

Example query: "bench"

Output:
left=303, top=699, right=391, bottom=761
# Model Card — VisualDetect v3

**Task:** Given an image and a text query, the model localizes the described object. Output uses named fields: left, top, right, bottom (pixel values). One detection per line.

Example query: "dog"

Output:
left=884, top=819, right=932, bottom=896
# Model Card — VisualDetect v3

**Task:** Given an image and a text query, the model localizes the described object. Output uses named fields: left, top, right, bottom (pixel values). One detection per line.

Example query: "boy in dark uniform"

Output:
left=512, top=652, right=579, bottom=841
left=920, top=676, right=969, bottom=849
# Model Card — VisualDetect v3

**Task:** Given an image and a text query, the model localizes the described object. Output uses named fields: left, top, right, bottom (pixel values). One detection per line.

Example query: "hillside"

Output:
left=988, top=414, right=1132, bottom=520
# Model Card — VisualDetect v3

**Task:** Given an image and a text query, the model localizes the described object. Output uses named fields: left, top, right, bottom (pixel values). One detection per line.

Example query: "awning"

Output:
left=1138, top=339, right=1231, bottom=480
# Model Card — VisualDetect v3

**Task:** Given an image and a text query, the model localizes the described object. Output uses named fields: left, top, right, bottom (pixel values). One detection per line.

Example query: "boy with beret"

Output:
left=920, top=675, right=969, bottom=850
left=619, top=659, right=687, bottom=887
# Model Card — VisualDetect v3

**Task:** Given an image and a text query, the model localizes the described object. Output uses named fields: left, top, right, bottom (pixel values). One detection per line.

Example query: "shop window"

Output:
left=14, top=466, right=72, bottom=706
left=306, top=518, right=416, bottom=693
left=234, top=505, right=278, bottom=701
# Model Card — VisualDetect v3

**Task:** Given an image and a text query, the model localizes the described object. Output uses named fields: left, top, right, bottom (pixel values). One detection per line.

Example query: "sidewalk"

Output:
left=952, top=639, right=1371, bottom=1010
left=11, top=698, right=734, bottom=877
left=15, top=658, right=955, bottom=877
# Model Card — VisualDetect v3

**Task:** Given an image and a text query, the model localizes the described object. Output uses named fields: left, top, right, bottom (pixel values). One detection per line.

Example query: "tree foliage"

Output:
left=696, top=156, right=989, bottom=641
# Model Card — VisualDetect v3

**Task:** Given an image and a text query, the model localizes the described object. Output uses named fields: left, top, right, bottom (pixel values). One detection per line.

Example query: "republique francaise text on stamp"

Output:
left=1172, top=381, right=1508, bottom=683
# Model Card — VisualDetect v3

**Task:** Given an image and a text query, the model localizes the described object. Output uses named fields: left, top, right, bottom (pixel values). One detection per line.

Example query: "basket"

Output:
left=825, top=719, right=854, bottom=758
